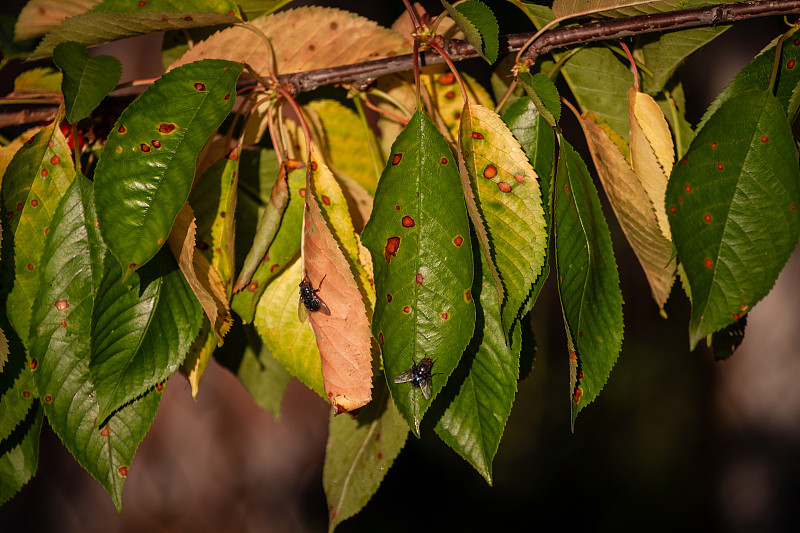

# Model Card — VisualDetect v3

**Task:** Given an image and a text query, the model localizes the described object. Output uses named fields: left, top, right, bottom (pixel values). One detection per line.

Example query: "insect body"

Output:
left=298, top=273, right=331, bottom=322
left=394, top=357, right=434, bottom=399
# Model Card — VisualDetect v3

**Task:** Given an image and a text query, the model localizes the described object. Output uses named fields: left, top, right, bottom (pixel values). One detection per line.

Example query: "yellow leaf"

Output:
left=14, top=0, right=98, bottom=41
left=628, top=87, right=674, bottom=240
left=581, top=112, right=675, bottom=309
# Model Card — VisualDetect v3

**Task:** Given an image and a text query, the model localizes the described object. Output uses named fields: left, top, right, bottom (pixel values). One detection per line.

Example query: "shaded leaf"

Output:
left=517, top=72, right=561, bottom=127
left=552, top=0, right=719, bottom=19
left=554, top=136, right=623, bottom=426
left=0, top=404, right=42, bottom=506
left=361, top=111, right=475, bottom=435
left=581, top=111, right=675, bottom=309
left=658, top=83, right=695, bottom=159
left=90, top=249, right=203, bottom=423
left=459, top=103, right=547, bottom=338
left=324, top=379, right=408, bottom=531
left=12, top=67, right=62, bottom=93
left=710, top=315, right=746, bottom=361
left=666, top=89, right=800, bottom=348
left=14, top=0, right=98, bottom=41
left=441, top=0, right=499, bottom=63
left=94, top=59, right=242, bottom=276
left=53, top=41, right=122, bottom=124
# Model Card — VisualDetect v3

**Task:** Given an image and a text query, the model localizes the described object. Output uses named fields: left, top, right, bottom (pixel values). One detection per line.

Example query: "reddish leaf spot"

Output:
left=498, top=182, right=512, bottom=193
left=455, top=112, right=461, bottom=120
left=156, top=383, right=164, bottom=392
left=44, top=228, right=49, bottom=234
left=395, top=205, right=401, bottom=211
left=795, top=39, right=800, bottom=45
left=564, top=185, right=571, bottom=194
left=184, top=16, right=193, bottom=21
left=194, top=82, right=206, bottom=91
left=704, top=214, right=712, bottom=223
left=792, top=205, right=796, bottom=211
left=321, top=195, right=331, bottom=206
left=472, top=132, right=484, bottom=140
left=740, top=304, right=749, bottom=312
left=578, top=331, right=583, bottom=338
left=44, top=395, right=52, bottom=403
left=514, top=173, right=525, bottom=183
left=55, top=299, right=69, bottom=311
left=308, top=44, right=316, bottom=52
left=569, top=349, right=577, bottom=361
left=41, top=169, right=48, bottom=177
left=140, top=143, right=151, bottom=152
left=311, top=161, right=318, bottom=171
left=118, top=466, right=128, bottom=477
left=224, top=93, right=230, bottom=100
left=31, top=199, right=38, bottom=208
left=50, top=155, right=61, bottom=165
left=118, top=125, right=126, bottom=134
left=330, top=21, right=339, bottom=30
left=402, top=306, right=411, bottom=314
left=270, top=264, right=279, bottom=273
left=717, top=162, right=724, bottom=171
left=29, top=359, right=38, bottom=370
left=669, top=206, right=676, bottom=214
left=453, top=235, right=463, bottom=247
left=578, top=370, right=584, bottom=379
left=161, top=17, right=168, bottom=22
left=247, top=281, right=258, bottom=292
left=101, top=427, right=109, bottom=437
left=384, top=236, right=401, bottom=263
left=441, top=157, right=448, bottom=165
left=129, top=263, right=136, bottom=269
left=465, top=289, right=471, bottom=302
left=196, top=240, right=209, bottom=250
left=158, top=123, right=177, bottom=134
left=761, top=136, right=769, bottom=143
left=386, top=294, right=392, bottom=303
left=299, top=188, right=306, bottom=197
left=438, top=72, right=456, bottom=85
left=16, top=202, right=22, bottom=211
left=789, top=59, right=796, bottom=69
left=220, top=211, right=226, bottom=218
left=378, top=332, right=384, bottom=345
left=681, top=156, right=688, bottom=165
left=401, top=216, right=415, bottom=227
left=392, top=154, right=402, bottom=165
left=684, top=184, right=692, bottom=193
left=441, top=312, right=448, bottom=320
left=6, top=212, right=12, bottom=221
left=573, top=388, right=582, bottom=403
left=22, top=391, right=30, bottom=398
left=59, top=320, right=67, bottom=328
left=152, top=140, right=161, bottom=148
left=445, top=91, right=456, bottom=100
left=138, top=0, right=147, bottom=6
left=678, top=197, right=683, bottom=204
left=704, top=258, right=714, bottom=269
left=377, top=452, right=383, bottom=459
left=732, top=312, right=741, bottom=320
left=483, top=164, right=497, bottom=179
left=27, top=263, right=34, bottom=271
left=711, top=142, right=717, bottom=149
left=416, top=273, right=424, bottom=285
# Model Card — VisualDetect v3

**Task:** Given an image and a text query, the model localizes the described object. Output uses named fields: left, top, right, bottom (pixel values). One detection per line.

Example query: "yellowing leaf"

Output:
left=628, top=88, right=674, bottom=240
left=168, top=6, right=408, bottom=75
left=167, top=204, right=232, bottom=343
left=14, top=0, right=99, bottom=41
left=581, top=112, right=675, bottom=309
left=0, top=127, right=42, bottom=181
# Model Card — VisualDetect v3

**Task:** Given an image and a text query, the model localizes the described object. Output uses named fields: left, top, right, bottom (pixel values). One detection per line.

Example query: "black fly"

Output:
left=394, top=357, right=434, bottom=399
left=298, top=273, right=331, bottom=322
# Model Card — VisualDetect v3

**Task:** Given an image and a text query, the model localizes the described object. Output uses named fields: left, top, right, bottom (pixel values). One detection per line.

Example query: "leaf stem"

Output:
left=618, top=41, right=639, bottom=91
left=425, top=37, right=469, bottom=106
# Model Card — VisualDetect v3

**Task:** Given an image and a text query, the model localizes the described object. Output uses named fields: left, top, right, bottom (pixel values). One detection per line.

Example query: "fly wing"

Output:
left=419, top=376, right=432, bottom=399
left=317, top=299, right=332, bottom=315
left=298, top=297, right=307, bottom=323
left=393, top=367, right=415, bottom=384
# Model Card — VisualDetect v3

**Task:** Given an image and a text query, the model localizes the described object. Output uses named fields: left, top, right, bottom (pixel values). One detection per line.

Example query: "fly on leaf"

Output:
left=298, top=273, right=331, bottom=322
left=394, top=357, right=434, bottom=400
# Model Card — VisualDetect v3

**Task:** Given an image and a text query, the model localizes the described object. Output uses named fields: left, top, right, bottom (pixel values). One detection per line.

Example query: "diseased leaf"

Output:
left=666, top=89, right=800, bottom=348
left=255, top=257, right=325, bottom=399
left=12, top=67, right=62, bottom=93
left=94, top=59, right=242, bottom=276
left=710, top=315, right=746, bottom=361
left=14, top=0, right=98, bottom=41
left=361, top=111, right=475, bottom=435
left=28, top=175, right=160, bottom=510
left=168, top=6, right=408, bottom=75
left=166, top=203, right=231, bottom=343
left=581, top=111, right=675, bottom=309
left=554, top=136, right=624, bottom=426
left=517, top=72, right=561, bottom=127
left=459, top=103, right=547, bottom=339
left=628, top=88, right=675, bottom=240
left=441, top=0, right=499, bottom=63
left=552, top=0, right=718, bottom=19
left=302, top=159, right=373, bottom=412
left=0, top=404, right=42, bottom=506
left=53, top=41, right=121, bottom=124
left=324, top=379, right=408, bottom=530
left=90, top=249, right=203, bottom=423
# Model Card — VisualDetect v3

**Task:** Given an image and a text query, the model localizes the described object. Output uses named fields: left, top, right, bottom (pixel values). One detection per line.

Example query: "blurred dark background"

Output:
left=2, top=1, right=800, bottom=531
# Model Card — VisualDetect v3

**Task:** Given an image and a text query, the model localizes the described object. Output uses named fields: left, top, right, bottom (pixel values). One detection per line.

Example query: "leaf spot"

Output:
left=158, top=123, right=177, bottom=134
left=514, top=173, right=524, bottom=183
left=55, top=299, right=69, bottom=311
left=330, top=21, right=338, bottom=30
left=453, top=235, right=463, bottom=247
left=498, top=182, right=512, bottom=193
left=118, top=466, right=128, bottom=477
left=50, top=155, right=61, bottom=165
left=321, top=195, right=331, bottom=206
left=59, top=320, right=67, bottom=328
left=395, top=205, right=401, bottom=210
left=471, top=132, right=484, bottom=140
left=16, top=202, right=22, bottom=211
left=740, top=304, right=749, bottom=312
left=308, top=44, right=316, bottom=52
left=454, top=111, right=461, bottom=120
left=140, top=143, right=151, bottom=152
left=441, top=157, right=448, bottom=165
left=101, top=427, right=109, bottom=437
left=115, top=146, right=123, bottom=154
left=138, top=0, right=147, bottom=6
left=44, top=395, right=52, bottom=403
left=311, top=161, right=318, bottom=171
left=564, top=185, right=571, bottom=194
left=392, top=153, right=402, bottom=165
left=44, top=228, right=49, bottom=234
left=464, top=150, right=469, bottom=158
left=445, top=91, right=456, bottom=100
left=441, top=312, right=448, bottom=320
left=717, top=162, right=724, bottom=171
left=678, top=196, right=683, bottom=204
left=6, top=212, right=12, bottom=220
left=129, top=263, right=136, bottom=269
left=156, top=383, right=164, bottom=392
left=386, top=293, right=392, bottom=303
left=402, top=306, right=411, bottom=314
left=788, top=59, right=796, bottom=69
left=384, top=236, right=401, bottom=263
left=27, top=263, right=34, bottom=271
left=416, top=273, right=423, bottom=285
left=401, top=216, right=415, bottom=227
left=483, top=164, right=497, bottom=179
left=732, top=312, right=741, bottom=320
left=193, top=82, right=206, bottom=91
left=669, top=205, right=676, bottom=214
left=681, top=156, right=688, bottom=165
left=152, top=140, right=162, bottom=148
left=247, top=281, right=258, bottom=292
left=465, top=289, right=471, bottom=302
left=224, top=93, right=230, bottom=100
left=118, top=125, right=126, bottom=134
left=41, top=168, right=48, bottom=177
left=704, top=214, right=712, bottom=223
left=704, top=258, right=714, bottom=269
left=711, top=142, right=717, bottom=149
left=378, top=332, right=384, bottom=345
left=29, top=359, right=38, bottom=370
left=438, top=73, right=455, bottom=85
left=573, top=388, right=582, bottom=403
left=684, top=184, right=692, bottom=193
left=299, top=188, right=306, bottom=198
left=22, top=391, right=30, bottom=398
left=761, top=136, right=769, bottom=143
left=270, top=264, right=279, bottom=273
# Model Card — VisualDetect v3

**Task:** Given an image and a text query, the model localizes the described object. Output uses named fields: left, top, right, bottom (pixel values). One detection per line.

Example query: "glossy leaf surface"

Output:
left=53, top=41, right=121, bottom=124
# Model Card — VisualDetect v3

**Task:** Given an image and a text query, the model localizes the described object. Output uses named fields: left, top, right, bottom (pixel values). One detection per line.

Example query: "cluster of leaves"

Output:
left=1, top=0, right=799, bottom=530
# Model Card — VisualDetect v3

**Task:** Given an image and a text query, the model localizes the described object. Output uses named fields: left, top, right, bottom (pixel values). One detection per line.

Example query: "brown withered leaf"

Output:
left=301, top=170, right=372, bottom=413
left=14, top=0, right=98, bottom=41
left=581, top=112, right=675, bottom=310
left=167, top=204, right=232, bottom=343
left=168, top=6, right=408, bottom=76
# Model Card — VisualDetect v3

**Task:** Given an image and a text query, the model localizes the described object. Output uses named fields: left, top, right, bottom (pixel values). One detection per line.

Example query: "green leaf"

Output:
left=441, top=0, right=499, bottom=63
left=516, top=72, right=561, bottom=127
left=361, top=110, right=475, bottom=435
left=53, top=41, right=122, bottom=124
left=2, top=121, right=76, bottom=349
left=94, top=59, right=242, bottom=276
left=434, top=253, right=523, bottom=484
left=13, top=67, right=62, bottom=93
left=0, top=403, right=42, bottom=506
left=324, top=379, right=408, bottom=531
left=459, top=103, right=547, bottom=339
left=551, top=0, right=720, bottom=19
left=658, top=82, right=695, bottom=159
left=554, top=136, right=624, bottom=427
left=90, top=249, right=203, bottom=423
left=231, top=156, right=305, bottom=323
left=666, top=89, right=800, bottom=348
left=29, top=5, right=238, bottom=59
left=237, top=0, right=294, bottom=18
left=697, top=29, right=800, bottom=132
left=28, top=175, right=161, bottom=510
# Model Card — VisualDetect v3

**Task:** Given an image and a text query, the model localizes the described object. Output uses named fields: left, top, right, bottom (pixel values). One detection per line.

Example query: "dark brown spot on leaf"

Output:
left=129, top=263, right=136, bottom=269
left=45, top=395, right=52, bottom=403
left=416, top=273, right=423, bottom=285
left=717, top=162, right=724, bottom=170
left=465, top=289, right=471, bottom=302
left=378, top=332, right=384, bottom=345
left=483, top=165, right=497, bottom=179
left=27, top=263, right=34, bottom=271
left=118, top=466, right=128, bottom=477
left=55, top=299, right=68, bottom=311
left=453, top=235, right=463, bottom=247
left=16, top=202, right=22, bottom=211
left=402, top=306, right=411, bottom=314
left=194, top=82, right=206, bottom=91
left=311, top=161, right=318, bottom=171
left=159, top=123, right=177, bottom=134
left=29, top=359, right=37, bottom=370
left=684, top=184, right=692, bottom=193
left=441, top=157, right=448, bottom=165
left=498, top=182, right=512, bottom=193
left=156, top=383, right=164, bottom=392
left=401, top=216, right=415, bottom=227
left=23, top=391, right=30, bottom=398
left=384, top=236, right=401, bottom=263
left=140, top=143, right=151, bottom=152
left=761, top=136, right=768, bottom=143
left=41, top=169, right=48, bottom=177
left=441, top=312, right=448, bottom=320
left=471, top=132, right=484, bottom=140
left=386, top=294, right=392, bottom=302
left=224, top=93, right=230, bottom=100
left=152, top=140, right=161, bottom=148
left=321, top=195, right=331, bottom=206
left=514, top=173, right=524, bottom=183
left=789, top=59, right=796, bottom=69
left=445, top=91, right=456, bottom=100
left=50, top=155, right=61, bottom=165
left=392, top=153, right=402, bottom=165
left=573, top=388, right=582, bottom=403
left=669, top=206, right=676, bottom=214
left=247, top=281, right=258, bottom=292
left=711, top=142, right=717, bottom=149
left=270, top=264, right=279, bottom=273
left=330, top=22, right=338, bottom=30
left=118, top=125, right=126, bottom=134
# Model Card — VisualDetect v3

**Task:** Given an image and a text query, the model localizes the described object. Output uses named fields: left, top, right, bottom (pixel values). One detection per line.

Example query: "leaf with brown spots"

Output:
left=167, top=203, right=231, bottom=344
left=14, top=0, right=98, bottom=41
left=302, top=158, right=373, bottom=412
left=666, top=89, right=800, bottom=348
left=362, top=110, right=475, bottom=435
left=168, top=6, right=408, bottom=76
left=460, top=103, right=547, bottom=340
left=581, top=111, right=675, bottom=310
